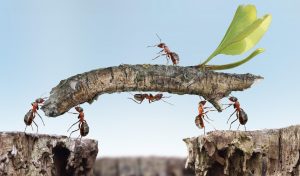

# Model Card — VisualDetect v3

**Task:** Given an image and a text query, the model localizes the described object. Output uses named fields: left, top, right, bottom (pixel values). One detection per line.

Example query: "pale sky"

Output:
left=0, top=1, right=300, bottom=157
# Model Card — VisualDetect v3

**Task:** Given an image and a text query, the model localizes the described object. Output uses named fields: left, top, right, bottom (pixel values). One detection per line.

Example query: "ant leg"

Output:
left=32, top=120, right=38, bottom=133
left=157, top=49, right=164, bottom=54
left=204, top=113, right=213, bottom=121
left=24, top=126, right=27, bottom=132
left=165, top=55, right=169, bottom=65
left=67, top=112, right=79, bottom=114
left=227, top=110, right=237, bottom=123
left=36, top=112, right=45, bottom=126
left=244, top=125, right=247, bottom=131
left=237, top=124, right=240, bottom=130
left=222, top=104, right=233, bottom=110
left=229, top=118, right=238, bottom=130
left=204, top=107, right=214, bottom=109
left=152, top=54, right=163, bottom=60
left=161, top=99, right=174, bottom=106
left=67, top=120, right=80, bottom=132
left=203, top=117, right=216, bottom=130
left=128, top=98, right=143, bottom=104
left=69, top=129, right=79, bottom=138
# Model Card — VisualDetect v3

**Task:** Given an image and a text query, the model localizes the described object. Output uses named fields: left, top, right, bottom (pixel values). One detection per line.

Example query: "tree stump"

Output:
left=184, top=125, right=300, bottom=176
left=0, top=132, right=98, bottom=176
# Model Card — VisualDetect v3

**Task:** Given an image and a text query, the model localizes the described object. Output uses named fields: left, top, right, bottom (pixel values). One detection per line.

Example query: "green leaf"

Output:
left=220, top=15, right=272, bottom=55
left=204, top=48, right=265, bottom=70
left=218, top=5, right=257, bottom=49
left=200, top=4, right=272, bottom=66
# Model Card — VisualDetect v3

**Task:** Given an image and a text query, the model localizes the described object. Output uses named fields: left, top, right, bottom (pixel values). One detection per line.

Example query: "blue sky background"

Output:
left=0, top=1, right=299, bottom=157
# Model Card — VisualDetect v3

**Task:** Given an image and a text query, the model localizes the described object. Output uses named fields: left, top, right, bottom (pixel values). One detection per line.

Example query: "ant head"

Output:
left=157, top=43, right=166, bottom=48
left=229, top=96, right=238, bottom=102
left=35, top=98, right=45, bottom=103
left=155, top=93, right=163, bottom=99
left=199, top=100, right=207, bottom=106
left=75, top=106, right=83, bottom=112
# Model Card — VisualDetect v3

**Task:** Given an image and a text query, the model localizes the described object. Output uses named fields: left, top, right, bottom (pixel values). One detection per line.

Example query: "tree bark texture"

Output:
left=183, top=125, right=300, bottom=176
left=41, top=64, right=262, bottom=117
left=0, top=132, right=98, bottom=176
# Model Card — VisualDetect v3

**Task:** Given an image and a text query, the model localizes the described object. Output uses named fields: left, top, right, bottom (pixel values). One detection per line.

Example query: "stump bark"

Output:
left=183, top=125, right=300, bottom=176
left=0, top=132, right=98, bottom=176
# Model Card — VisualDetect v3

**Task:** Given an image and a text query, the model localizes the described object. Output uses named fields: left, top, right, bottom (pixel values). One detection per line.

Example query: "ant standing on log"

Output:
left=24, top=97, right=47, bottom=133
left=223, top=96, right=248, bottom=130
left=67, top=106, right=89, bottom=139
left=195, top=98, right=216, bottom=135
left=128, top=93, right=173, bottom=105
left=148, top=34, right=180, bottom=65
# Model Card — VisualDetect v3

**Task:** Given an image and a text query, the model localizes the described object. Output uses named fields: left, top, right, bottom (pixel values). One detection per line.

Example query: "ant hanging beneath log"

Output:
left=67, top=106, right=89, bottom=139
left=128, top=93, right=173, bottom=105
left=195, top=98, right=217, bottom=135
left=223, top=96, right=248, bottom=131
left=24, top=97, right=47, bottom=133
left=148, top=34, right=180, bottom=65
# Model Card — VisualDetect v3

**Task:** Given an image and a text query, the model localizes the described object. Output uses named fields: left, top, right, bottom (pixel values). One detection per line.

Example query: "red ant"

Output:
left=67, top=106, right=89, bottom=139
left=24, top=97, right=47, bottom=133
left=129, top=93, right=173, bottom=105
left=223, top=96, right=248, bottom=130
left=195, top=99, right=216, bottom=135
left=148, top=34, right=179, bottom=65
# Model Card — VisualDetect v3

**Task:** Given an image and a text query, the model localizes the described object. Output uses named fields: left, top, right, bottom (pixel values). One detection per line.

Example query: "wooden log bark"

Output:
left=0, top=132, right=98, bottom=176
left=183, top=125, right=300, bottom=176
left=41, top=64, right=262, bottom=117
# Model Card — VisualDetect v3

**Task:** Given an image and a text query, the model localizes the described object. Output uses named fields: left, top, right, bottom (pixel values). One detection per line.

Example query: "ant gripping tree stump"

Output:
left=184, top=125, right=300, bottom=176
left=41, top=64, right=262, bottom=117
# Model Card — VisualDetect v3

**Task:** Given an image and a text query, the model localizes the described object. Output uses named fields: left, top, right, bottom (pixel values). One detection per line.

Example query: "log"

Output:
left=0, top=132, right=98, bottom=176
left=183, top=125, right=300, bottom=176
left=41, top=64, right=262, bottom=117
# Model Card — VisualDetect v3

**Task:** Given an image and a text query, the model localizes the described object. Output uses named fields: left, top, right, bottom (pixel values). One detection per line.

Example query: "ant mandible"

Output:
left=148, top=34, right=180, bottom=65
left=195, top=100, right=216, bottom=135
left=67, top=106, right=89, bottom=139
left=129, top=93, right=173, bottom=105
left=223, top=96, right=248, bottom=131
left=24, top=97, right=47, bottom=133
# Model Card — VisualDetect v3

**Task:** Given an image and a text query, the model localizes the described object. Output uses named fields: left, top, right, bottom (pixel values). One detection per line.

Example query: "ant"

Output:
left=67, top=106, right=89, bottom=139
left=128, top=93, right=173, bottom=105
left=195, top=99, right=216, bottom=135
left=148, top=34, right=179, bottom=65
left=24, top=97, right=47, bottom=133
left=223, top=96, right=248, bottom=131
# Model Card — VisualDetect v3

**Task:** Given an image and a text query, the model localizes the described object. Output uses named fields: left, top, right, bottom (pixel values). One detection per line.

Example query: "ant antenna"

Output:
left=39, top=92, right=49, bottom=99
left=147, top=34, right=163, bottom=47
left=155, top=33, right=162, bottom=43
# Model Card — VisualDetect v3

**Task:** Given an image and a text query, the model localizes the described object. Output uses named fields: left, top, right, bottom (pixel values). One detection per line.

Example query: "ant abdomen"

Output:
left=238, top=108, right=248, bottom=125
left=80, top=122, right=89, bottom=136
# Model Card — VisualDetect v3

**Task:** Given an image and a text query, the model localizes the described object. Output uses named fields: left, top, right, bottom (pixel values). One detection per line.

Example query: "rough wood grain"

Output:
left=183, top=125, right=300, bottom=176
left=41, top=64, right=262, bottom=117
left=0, top=132, right=98, bottom=176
